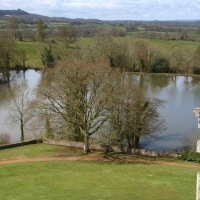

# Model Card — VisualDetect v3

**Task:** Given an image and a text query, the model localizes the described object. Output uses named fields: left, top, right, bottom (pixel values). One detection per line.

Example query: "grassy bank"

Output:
left=0, top=144, right=199, bottom=200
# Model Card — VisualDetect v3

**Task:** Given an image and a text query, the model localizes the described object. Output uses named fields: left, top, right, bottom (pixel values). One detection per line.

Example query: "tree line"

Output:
left=88, top=35, right=200, bottom=75
left=1, top=17, right=200, bottom=75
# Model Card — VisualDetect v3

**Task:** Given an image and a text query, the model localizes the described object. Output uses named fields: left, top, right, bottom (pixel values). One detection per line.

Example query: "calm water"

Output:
left=0, top=71, right=200, bottom=150
left=131, top=74, right=200, bottom=150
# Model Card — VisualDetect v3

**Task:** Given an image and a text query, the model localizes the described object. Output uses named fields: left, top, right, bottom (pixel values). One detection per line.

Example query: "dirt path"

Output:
left=0, top=154, right=200, bottom=169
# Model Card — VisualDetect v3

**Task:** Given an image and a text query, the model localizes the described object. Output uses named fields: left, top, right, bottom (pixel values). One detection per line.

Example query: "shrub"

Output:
left=151, top=58, right=169, bottom=73
left=193, top=66, right=200, bottom=75
left=0, top=133, right=11, bottom=145
left=181, top=151, right=200, bottom=163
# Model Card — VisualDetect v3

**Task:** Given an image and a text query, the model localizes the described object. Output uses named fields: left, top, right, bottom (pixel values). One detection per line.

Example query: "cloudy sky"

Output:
left=1, top=0, right=200, bottom=20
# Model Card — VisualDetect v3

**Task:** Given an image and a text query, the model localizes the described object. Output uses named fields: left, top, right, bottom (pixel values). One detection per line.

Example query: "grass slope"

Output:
left=0, top=144, right=199, bottom=200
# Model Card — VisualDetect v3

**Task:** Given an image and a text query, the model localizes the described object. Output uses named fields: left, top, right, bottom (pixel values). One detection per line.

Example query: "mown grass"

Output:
left=0, top=160, right=198, bottom=200
left=0, top=144, right=82, bottom=160
left=0, top=144, right=199, bottom=200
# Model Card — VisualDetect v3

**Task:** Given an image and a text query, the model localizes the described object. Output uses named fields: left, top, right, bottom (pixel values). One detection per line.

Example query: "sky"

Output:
left=1, top=0, right=200, bottom=21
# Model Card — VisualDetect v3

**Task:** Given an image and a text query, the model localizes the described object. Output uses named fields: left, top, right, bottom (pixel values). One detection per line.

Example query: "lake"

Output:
left=0, top=70, right=199, bottom=150
left=131, top=73, right=200, bottom=150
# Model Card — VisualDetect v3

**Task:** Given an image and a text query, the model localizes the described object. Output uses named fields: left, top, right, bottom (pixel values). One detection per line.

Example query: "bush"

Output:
left=193, top=66, right=200, bottom=75
left=181, top=151, right=200, bottom=163
left=151, top=58, right=169, bottom=73
left=0, top=133, right=11, bottom=145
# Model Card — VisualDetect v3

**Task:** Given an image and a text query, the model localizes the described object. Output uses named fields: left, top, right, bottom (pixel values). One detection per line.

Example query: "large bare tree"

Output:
left=5, top=82, right=34, bottom=141
left=35, top=19, right=47, bottom=42
left=6, top=16, right=18, bottom=40
left=37, top=58, right=119, bottom=153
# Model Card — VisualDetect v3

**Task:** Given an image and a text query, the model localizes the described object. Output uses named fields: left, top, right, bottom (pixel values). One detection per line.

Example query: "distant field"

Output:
left=120, top=36, right=200, bottom=50
left=14, top=36, right=200, bottom=68
left=16, top=41, right=42, bottom=68
left=80, top=36, right=200, bottom=51
left=0, top=144, right=198, bottom=200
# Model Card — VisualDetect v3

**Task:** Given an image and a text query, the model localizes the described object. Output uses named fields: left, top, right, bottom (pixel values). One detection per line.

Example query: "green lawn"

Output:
left=0, top=144, right=199, bottom=200
left=0, top=160, right=197, bottom=200
left=0, top=144, right=82, bottom=160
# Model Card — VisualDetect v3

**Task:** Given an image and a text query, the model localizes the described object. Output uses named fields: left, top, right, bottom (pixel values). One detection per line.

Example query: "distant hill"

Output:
left=0, top=9, right=199, bottom=24
left=0, top=9, right=29, bottom=16
left=0, top=9, right=49, bottom=20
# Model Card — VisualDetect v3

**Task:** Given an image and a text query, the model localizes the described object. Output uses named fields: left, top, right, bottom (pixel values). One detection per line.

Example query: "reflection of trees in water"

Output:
left=0, top=69, right=26, bottom=105
left=0, top=68, right=9, bottom=84
left=130, top=73, right=171, bottom=93
left=183, top=76, right=192, bottom=86
left=150, top=74, right=170, bottom=90
left=191, top=76, right=200, bottom=86
left=0, top=69, right=24, bottom=85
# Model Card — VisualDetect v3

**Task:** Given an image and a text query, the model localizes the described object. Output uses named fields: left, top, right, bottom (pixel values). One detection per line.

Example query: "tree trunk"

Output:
left=83, top=133, right=90, bottom=154
left=126, top=137, right=132, bottom=154
left=21, top=119, right=24, bottom=142
left=133, top=134, right=140, bottom=148
left=45, top=114, right=54, bottom=139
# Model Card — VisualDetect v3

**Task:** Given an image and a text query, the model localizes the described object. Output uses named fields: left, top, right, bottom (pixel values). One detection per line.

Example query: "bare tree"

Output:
left=5, top=82, right=34, bottom=142
left=108, top=79, right=165, bottom=151
left=0, top=38, right=16, bottom=68
left=6, top=16, right=18, bottom=40
left=57, top=26, right=78, bottom=48
left=134, top=40, right=149, bottom=72
left=0, top=38, right=16, bottom=85
left=37, top=58, right=119, bottom=153
left=35, top=19, right=47, bottom=42
left=182, top=47, right=194, bottom=74
left=91, top=34, right=113, bottom=60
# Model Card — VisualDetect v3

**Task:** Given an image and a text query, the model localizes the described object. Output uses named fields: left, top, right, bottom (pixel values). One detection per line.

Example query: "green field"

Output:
left=121, top=36, right=200, bottom=50
left=0, top=144, right=199, bottom=200
left=16, top=41, right=42, bottom=68
left=13, top=36, right=200, bottom=69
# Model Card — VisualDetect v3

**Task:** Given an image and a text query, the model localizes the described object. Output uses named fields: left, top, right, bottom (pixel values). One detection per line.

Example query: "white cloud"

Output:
left=1, top=0, right=200, bottom=20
